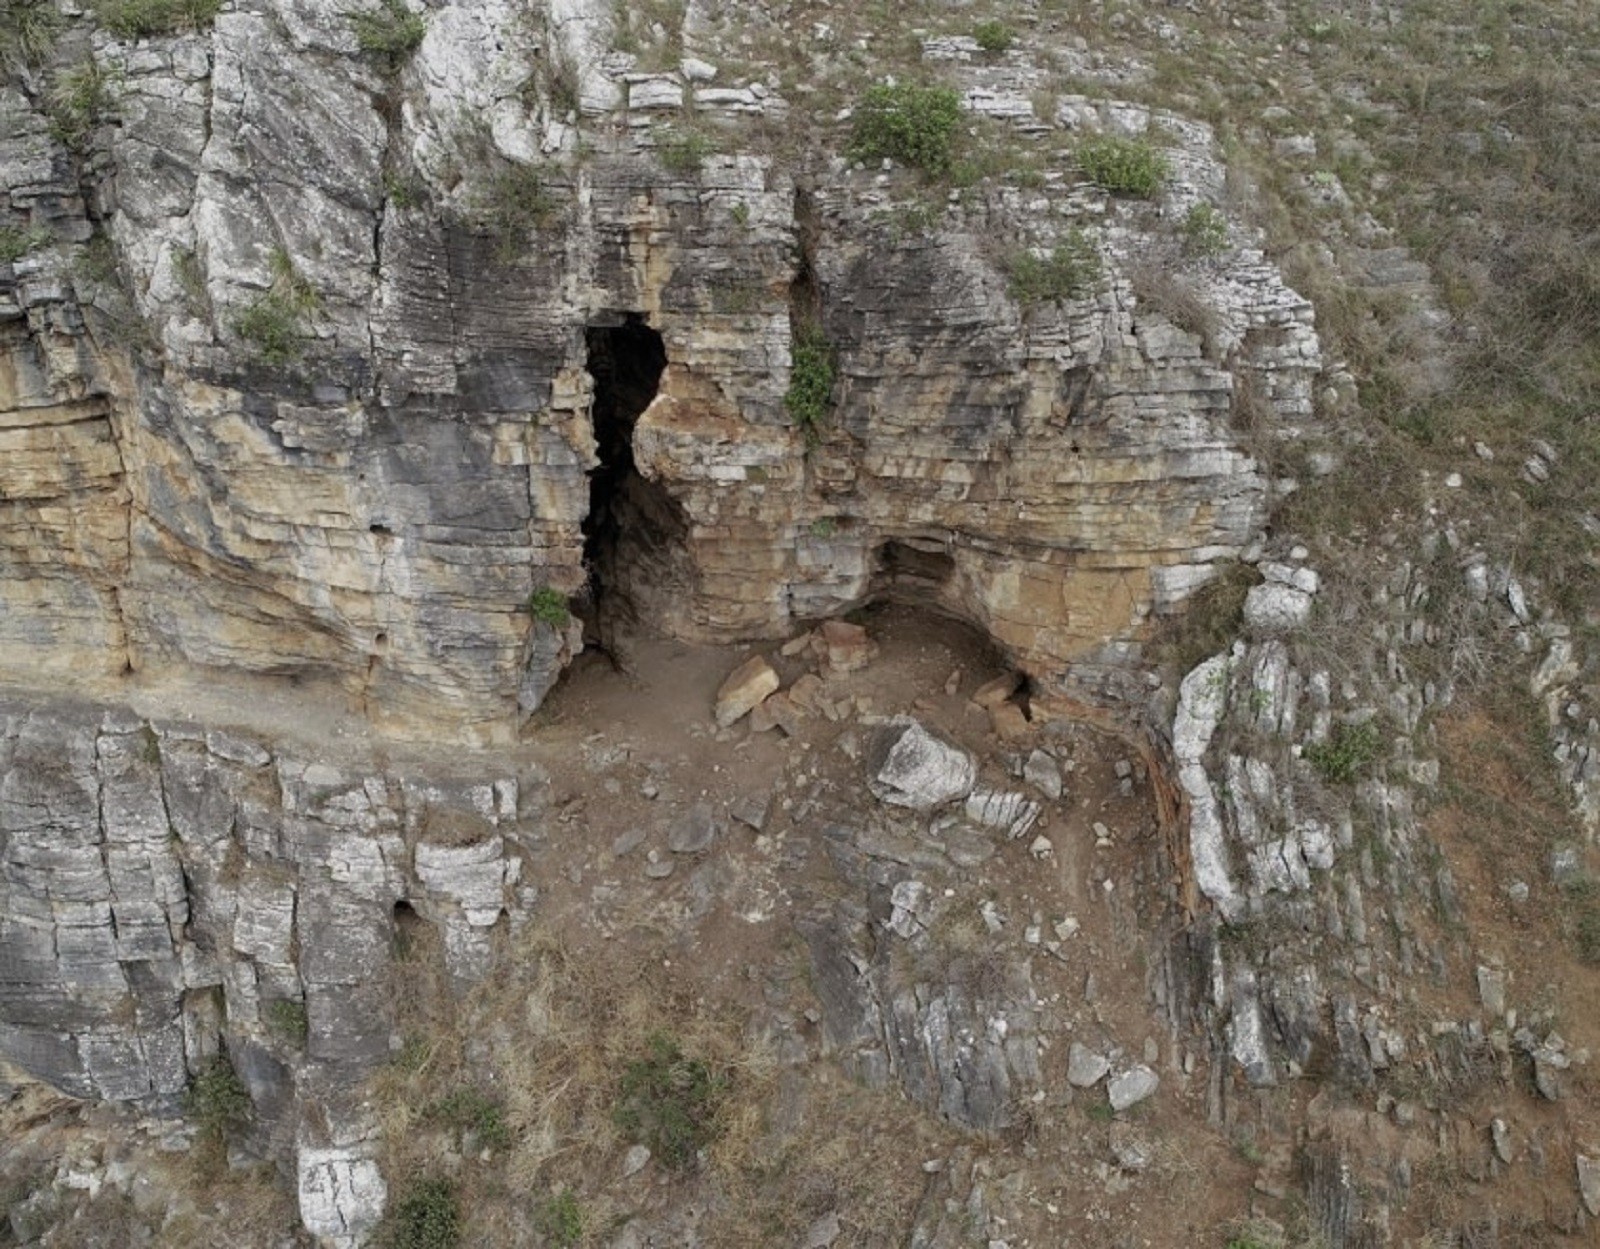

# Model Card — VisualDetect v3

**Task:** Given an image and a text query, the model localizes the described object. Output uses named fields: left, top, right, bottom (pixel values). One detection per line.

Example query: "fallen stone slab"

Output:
left=715, top=655, right=780, bottom=727
left=869, top=720, right=976, bottom=811
left=1108, top=1065, right=1159, bottom=1112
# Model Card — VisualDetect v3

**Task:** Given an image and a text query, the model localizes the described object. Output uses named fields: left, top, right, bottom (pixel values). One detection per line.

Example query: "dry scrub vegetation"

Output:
left=368, top=921, right=951, bottom=1247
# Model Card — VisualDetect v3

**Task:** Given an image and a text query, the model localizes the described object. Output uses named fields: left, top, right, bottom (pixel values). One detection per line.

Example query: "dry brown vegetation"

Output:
left=369, top=921, right=952, bottom=1247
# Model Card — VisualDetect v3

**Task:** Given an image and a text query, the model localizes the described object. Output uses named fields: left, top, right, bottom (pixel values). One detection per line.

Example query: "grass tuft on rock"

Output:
left=850, top=81, right=963, bottom=176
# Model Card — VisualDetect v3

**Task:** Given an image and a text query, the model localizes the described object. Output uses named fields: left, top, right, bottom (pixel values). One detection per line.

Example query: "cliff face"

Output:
left=1, top=4, right=1330, bottom=1243
left=1, top=1, right=1319, bottom=743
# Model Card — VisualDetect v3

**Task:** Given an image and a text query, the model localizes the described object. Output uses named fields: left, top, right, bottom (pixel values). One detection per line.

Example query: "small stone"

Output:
left=612, top=828, right=647, bottom=857
left=818, top=619, right=875, bottom=674
left=680, top=56, right=718, bottom=81
left=644, top=853, right=675, bottom=879
left=971, top=672, right=1023, bottom=707
left=1244, top=583, right=1313, bottom=634
left=1024, top=750, right=1063, bottom=800
left=731, top=795, right=770, bottom=831
left=1578, top=1155, right=1600, bottom=1217
left=1490, top=1118, right=1513, bottom=1164
left=1068, top=1042, right=1110, bottom=1088
left=1109, top=1122, right=1152, bottom=1172
left=1444, top=472, right=1463, bottom=488
left=668, top=804, right=718, bottom=854
left=1107, top=1065, right=1159, bottom=1112
left=641, top=782, right=660, bottom=800
left=1476, top=965, right=1507, bottom=1018
left=1028, top=835, right=1053, bottom=860
left=988, top=701, right=1031, bottom=741
left=1114, top=760, right=1133, bottom=780
left=623, top=1144, right=651, bottom=1177
left=1053, top=916, right=1079, bottom=940
left=802, top=1212, right=842, bottom=1249
left=715, top=655, right=781, bottom=726
left=944, top=669, right=962, bottom=696
left=781, top=631, right=814, bottom=657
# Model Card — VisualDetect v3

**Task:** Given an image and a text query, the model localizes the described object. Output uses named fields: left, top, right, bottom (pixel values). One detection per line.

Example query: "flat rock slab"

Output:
left=1578, top=1154, right=1600, bottom=1217
left=668, top=804, right=718, bottom=854
left=715, top=655, right=780, bottom=727
left=1108, top=1065, right=1159, bottom=1111
left=818, top=619, right=875, bottom=674
left=1067, top=1041, right=1110, bottom=1088
left=869, top=720, right=976, bottom=811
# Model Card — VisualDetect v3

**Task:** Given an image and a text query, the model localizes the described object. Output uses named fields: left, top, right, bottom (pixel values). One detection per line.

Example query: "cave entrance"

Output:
left=581, top=314, right=683, bottom=648
left=868, top=539, right=958, bottom=605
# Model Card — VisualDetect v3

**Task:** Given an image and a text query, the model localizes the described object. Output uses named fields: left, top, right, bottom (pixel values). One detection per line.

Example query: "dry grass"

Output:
left=367, top=922, right=949, bottom=1246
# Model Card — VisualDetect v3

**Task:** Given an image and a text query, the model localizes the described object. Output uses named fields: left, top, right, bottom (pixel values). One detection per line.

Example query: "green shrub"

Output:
left=1076, top=134, right=1170, bottom=197
left=233, top=251, right=320, bottom=365
left=972, top=20, right=1012, bottom=54
left=47, top=59, right=116, bottom=151
left=93, top=0, right=222, bottom=40
left=785, top=324, right=836, bottom=448
left=186, top=1055, right=251, bottom=1142
left=0, top=226, right=51, bottom=264
left=1003, top=229, right=1101, bottom=306
left=481, top=163, right=560, bottom=259
left=425, top=1088, right=511, bottom=1151
left=350, top=0, right=425, bottom=69
left=655, top=126, right=714, bottom=174
left=612, top=1032, right=725, bottom=1169
left=386, top=1178, right=460, bottom=1249
left=849, top=81, right=963, bottom=176
left=1182, top=202, right=1230, bottom=257
left=265, top=998, right=308, bottom=1045
left=529, top=587, right=570, bottom=627
left=532, top=1190, right=583, bottom=1248
left=1304, top=720, right=1383, bottom=784
left=1, top=0, right=62, bottom=72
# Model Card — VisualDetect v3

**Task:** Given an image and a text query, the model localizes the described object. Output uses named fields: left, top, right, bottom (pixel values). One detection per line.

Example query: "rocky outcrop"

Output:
left=1, top=0, right=1320, bottom=744
left=0, top=694, right=529, bottom=1239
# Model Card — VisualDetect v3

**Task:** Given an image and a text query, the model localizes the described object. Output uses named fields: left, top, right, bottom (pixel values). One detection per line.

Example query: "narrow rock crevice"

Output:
left=579, top=313, right=686, bottom=652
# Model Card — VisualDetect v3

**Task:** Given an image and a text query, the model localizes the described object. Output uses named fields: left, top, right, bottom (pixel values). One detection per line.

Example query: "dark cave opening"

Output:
left=581, top=314, right=683, bottom=646
left=867, top=539, right=958, bottom=604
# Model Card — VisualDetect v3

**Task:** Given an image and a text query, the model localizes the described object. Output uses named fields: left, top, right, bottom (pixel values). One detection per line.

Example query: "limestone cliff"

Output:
left=1, top=0, right=1319, bottom=744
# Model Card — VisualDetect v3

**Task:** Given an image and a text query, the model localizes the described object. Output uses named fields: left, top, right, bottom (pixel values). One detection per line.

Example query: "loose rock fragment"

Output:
left=868, top=720, right=976, bottom=810
left=1107, top=1065, right=1159, bottom=1111
left=714, top=655, right=781, bottom=727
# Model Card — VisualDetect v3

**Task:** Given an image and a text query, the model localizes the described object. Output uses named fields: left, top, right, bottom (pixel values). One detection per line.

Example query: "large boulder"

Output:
left=868, top=720, right=976, bottom=811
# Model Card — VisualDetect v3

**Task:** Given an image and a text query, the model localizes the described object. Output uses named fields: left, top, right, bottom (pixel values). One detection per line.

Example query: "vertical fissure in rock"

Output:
left=580, top=313, right=683, bottom=648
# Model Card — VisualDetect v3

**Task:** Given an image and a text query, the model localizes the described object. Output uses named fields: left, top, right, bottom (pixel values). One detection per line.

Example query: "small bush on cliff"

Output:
left=234, top=248, right=320, bottom=364
left=1304, top=720, right=1383, bottom=784
left=384, top=1177, right=460, bottom=1249
left=850, top=81, right=963, bottom=176
left=1181, top=201, right=1230, bottom=257
left=93, top=0, right=222, bottom=40
left=0, top=226, right=52, bottom=264
left=532, top=1190, right=583, bottom=1247
left=186, top=1055, right=251, bottom=1143
left=265, top=998, right=308, bottom=1045
left=528, top=587, right=570, bottom=627
left=612, top=1032, right=726, bottom=1169
left=481, top=163, right=560, bottom=260
left=972, top=20, right=1012, bottom=55
left=1076, top=134, right=1170, bottom=198
left=1004, top=230, right=1102, bottom=306
left=654, top=126, right=715, bottom=174
left=1, top=0, right=61, bottom=72
left=424, top=1088, right=511, bottom=1151
left=350, top=0, right=426, bottom=70
left=46, top=59, right=116, bottom=151
left=785, top=323, right=836, bottom=448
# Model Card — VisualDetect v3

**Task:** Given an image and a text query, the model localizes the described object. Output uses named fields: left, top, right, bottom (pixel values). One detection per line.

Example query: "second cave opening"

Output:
left=580, top=314, right=686, bottom=648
